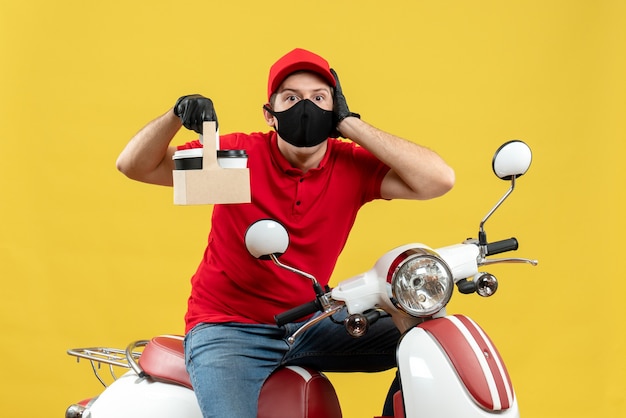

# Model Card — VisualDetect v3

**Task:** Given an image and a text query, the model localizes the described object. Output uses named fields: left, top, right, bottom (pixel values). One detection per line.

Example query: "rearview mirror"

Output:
left=492, top=140, right=532, bottom=180
left=245, top=219, right=289, bottom=260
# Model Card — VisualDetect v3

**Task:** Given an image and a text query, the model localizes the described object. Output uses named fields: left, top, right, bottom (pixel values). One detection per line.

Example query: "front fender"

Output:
left=397, top=315, right=519, bottom=417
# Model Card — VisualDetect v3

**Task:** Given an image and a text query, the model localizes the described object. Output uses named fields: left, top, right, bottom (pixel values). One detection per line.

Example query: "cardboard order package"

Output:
left=173, top=121, right=251, bottom=205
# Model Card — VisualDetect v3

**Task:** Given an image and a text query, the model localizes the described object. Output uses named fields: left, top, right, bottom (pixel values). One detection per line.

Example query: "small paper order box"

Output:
left=173, top=121, right=251, bottom=205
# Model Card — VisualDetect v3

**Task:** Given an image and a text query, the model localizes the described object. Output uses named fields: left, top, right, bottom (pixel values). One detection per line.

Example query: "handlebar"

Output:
left=274, top=237, right=526, bottom=326
left=275, top=300, right=321, bottom=327
left=485, top=237, right=518, bottom=256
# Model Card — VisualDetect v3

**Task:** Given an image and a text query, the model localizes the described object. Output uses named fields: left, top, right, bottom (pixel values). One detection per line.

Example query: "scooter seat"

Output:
left=139, top=336, right=342, bottom=418
left=139, top=335, right=192, bottom=388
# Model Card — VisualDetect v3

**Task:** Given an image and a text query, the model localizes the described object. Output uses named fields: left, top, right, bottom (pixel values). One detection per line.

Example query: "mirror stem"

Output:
left=479, top=176, right=517, bottom=246
left=269, top=254, right=325, bottom=297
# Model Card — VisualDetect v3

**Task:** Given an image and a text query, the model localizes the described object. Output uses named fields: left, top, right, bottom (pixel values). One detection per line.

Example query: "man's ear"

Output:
left=263, top=104, right=275, bottom=127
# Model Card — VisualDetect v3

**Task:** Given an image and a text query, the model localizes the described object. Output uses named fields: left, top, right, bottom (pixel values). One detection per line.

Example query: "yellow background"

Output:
left=1, top=0, right=625, bottom=416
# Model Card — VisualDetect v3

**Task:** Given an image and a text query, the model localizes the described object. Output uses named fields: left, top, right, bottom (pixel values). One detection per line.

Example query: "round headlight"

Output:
left=389, top=248, right=454, bottom=317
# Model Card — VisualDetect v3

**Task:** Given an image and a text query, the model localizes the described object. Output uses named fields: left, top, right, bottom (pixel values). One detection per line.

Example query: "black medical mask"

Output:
left=264, top=100, right=333, bottom=148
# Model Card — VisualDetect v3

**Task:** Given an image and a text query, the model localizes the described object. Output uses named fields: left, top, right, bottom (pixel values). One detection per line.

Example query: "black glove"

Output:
left=330, top=69, right=360, bottom=138
left=173, top=94, right=218, bottom=134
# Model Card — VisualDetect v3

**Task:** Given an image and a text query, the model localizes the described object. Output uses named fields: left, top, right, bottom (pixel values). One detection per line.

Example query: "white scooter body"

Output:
left=85, top=371, right=202, bottom=418
left=73, top=317, right=518, bottom=418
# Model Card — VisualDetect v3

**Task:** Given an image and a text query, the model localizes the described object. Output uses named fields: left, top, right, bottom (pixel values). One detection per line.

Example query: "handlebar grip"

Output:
left=275, top=300, right=320, bottom=327
left=485, top=238, right=518, bottom=256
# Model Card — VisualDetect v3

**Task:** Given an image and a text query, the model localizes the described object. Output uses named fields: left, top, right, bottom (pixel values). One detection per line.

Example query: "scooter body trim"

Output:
left=397, top=315, right=519, bottom=417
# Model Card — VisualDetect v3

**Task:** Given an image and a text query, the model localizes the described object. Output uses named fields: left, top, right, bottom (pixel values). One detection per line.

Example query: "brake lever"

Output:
left=286, top=301, right=344, bottom=344
left=481, top=257, right=538, bottom=266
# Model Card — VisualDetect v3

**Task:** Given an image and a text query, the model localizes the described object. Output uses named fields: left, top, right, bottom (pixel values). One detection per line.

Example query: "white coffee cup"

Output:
left=217, top=150, right=248, bottom=168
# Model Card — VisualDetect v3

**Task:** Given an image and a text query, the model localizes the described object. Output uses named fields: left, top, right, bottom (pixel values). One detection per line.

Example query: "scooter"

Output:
left=66, top=139, right=537, bottom=418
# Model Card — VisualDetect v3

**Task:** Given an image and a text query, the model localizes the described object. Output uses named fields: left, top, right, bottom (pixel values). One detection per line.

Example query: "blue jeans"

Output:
left=184, top=309, right=400, bottom=418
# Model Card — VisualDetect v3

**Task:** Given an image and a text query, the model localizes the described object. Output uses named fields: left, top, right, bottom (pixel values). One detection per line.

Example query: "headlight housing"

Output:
left=388, top=248, right=454, bottom=317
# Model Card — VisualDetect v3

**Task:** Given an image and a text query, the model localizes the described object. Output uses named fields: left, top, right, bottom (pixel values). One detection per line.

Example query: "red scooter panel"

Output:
left=419, top=315, right=514, bottom=411
left=257, top=366, right=341, bottom=418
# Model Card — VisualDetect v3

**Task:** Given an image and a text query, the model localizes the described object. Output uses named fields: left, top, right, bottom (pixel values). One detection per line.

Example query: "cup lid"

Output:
left=173, top=149, right=202, bottom=159
left=217, top=149, right=248, bottom=158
